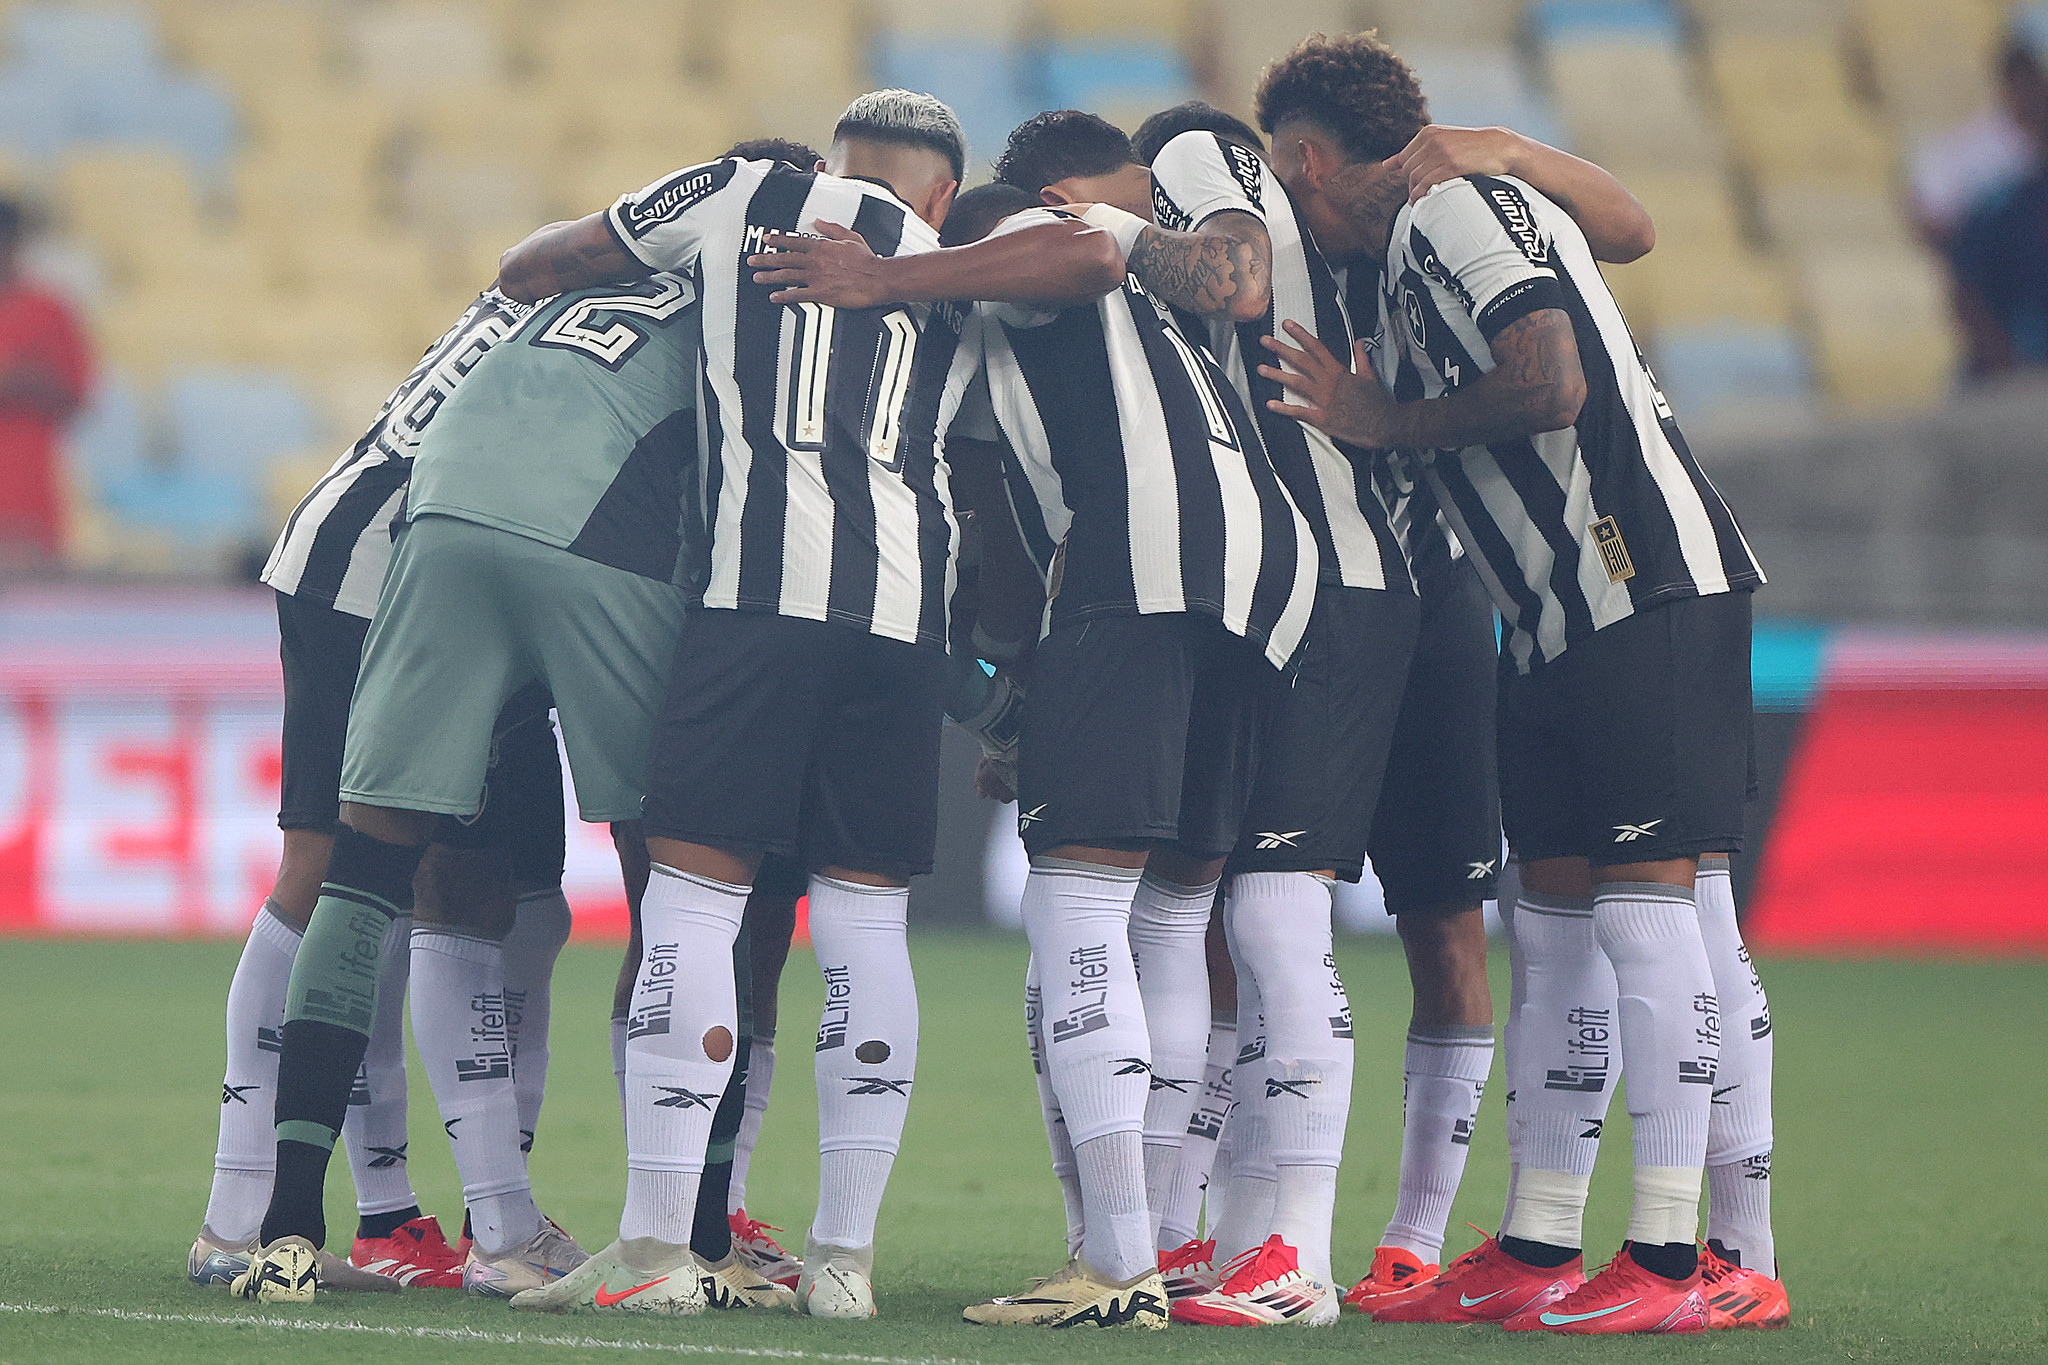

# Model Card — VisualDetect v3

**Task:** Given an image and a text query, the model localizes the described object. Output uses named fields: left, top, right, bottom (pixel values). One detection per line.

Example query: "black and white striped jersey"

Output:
left=260, top=290, right=531, bottom=618
left=1370, top=175, right=1764, bottom=672
left=1148, top=130, right=1410, bottom=595
left=605, top=157, right=953, bottom=649
left=971, top=209, right=1318, bottom=670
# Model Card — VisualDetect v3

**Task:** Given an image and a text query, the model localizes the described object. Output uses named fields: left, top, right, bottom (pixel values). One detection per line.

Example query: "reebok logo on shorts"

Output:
left=1467, top=859, right=1497, bottom=878
left=1252, top=830, right=1306, bottom=850
left=1612, top=818, right=1664, bottom=842
left=1019, top=804, right=1048, bottom=830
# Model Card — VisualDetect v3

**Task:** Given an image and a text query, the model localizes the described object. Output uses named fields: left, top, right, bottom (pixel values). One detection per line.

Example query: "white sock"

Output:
left=1502, top=1167, right=1594, bottom=1248
left=1501, top=890, right=1619, bottom=1244
left=1211, top=905, right=1274, bottom=1264
left=342, top=912, right=420, bottom=1219
left=1594, top=882, right=1718, bottom=1248
left=1696, top=857, right=1775, bottom=1273
left=1019, top=860, right=1151, bottom=1278
left=1227, top=872, right=1349, bottom=1281
left=1157, top=1011, right=1234, bottom=1250
left=806, top=876, right=917, bottom=1252
left=409, top=926, right=538, bottom=1256
left=1026, top=955, right=1086, bottom=1257
left=206, top=903, right=301, bottom=1242
left=1384, top=1024, right=1495, bottom=1264
left=609, top=1011, right=628, bottom=1131
left=502, top=888, right=572, bottom=1154
left=728, top=1032, right=776, bottom=1214
left=1074, top=1131, right=1153, bottom=1283
left=1127, top=872, right=1215, bottom=1239
left=620, top=864, right=746, bottom=1246
left=1496, top=864, right=1525, bottom=1231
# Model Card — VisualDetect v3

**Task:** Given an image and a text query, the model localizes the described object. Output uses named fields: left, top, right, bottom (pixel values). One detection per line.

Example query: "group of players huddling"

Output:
left=187, top=28, right=1789, bottom=1337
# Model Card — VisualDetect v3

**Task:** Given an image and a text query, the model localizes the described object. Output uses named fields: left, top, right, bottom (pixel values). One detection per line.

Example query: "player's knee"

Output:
left=414, top=844, right=516, bottom=936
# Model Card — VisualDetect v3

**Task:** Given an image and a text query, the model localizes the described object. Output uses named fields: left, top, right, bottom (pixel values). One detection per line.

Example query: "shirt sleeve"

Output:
left=1408, top=176, right=1567, bottom=341
left=1148, top=130, right=1267, bottom=232
left=604, top=158, right=747, bottom=274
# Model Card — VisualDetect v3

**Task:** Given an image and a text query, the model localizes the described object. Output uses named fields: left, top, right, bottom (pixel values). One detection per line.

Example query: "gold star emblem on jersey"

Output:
left=1592, top=515, right=1636, bottom=584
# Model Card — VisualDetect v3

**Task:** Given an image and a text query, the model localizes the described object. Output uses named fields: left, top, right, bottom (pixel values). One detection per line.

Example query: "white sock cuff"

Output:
left=1519, top=890, right=1595, bottom=918
left=812, top=873, right=907, bottom=899
left=1405, top=1025, right=1496, bottom=1084
left=252, top=900, right=305, bottom=949
left=410, top=925, right=500, bottom=960
left=1031, top=857, right=1142, bottom=885
left=1628, top=1164, right=1703, bottom=1245
left=1501, top=1167, right=1592, bottom=1247
left=1134, top=873, right=1218, bottom=919
left=649, top=863, right=750, bottom=898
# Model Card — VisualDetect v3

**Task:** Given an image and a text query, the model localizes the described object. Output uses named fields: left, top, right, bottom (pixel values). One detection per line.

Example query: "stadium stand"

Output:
left=0, top=0, right=2007, bottom=570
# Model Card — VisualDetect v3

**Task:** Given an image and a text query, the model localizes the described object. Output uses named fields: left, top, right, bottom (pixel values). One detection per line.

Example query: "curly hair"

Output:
left=992, top=110, right=1134, bottom=195
left=1131, top=100, right=1265, bottom=166
left=1254, top=32, right=1429, bottom=164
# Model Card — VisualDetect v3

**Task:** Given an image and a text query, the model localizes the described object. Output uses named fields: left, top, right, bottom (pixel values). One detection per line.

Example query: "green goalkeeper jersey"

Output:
left=405, top=274, right=702, bottom=583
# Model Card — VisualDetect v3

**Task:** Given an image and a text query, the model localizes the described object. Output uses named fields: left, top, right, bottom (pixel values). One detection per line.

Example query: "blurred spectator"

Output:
left=1945, top=9, right=2048, bottom=378
left=0, top=197, right=91, bottom=565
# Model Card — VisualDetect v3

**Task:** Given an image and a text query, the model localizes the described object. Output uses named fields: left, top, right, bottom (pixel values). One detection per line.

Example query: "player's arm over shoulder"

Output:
left=499, top=159, right=744, bottom=303
left=1133, top=131, right=1274, bottom=322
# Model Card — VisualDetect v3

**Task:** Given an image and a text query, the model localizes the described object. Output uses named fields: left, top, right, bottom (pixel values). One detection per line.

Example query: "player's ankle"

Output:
left=1497, top=1235, right=1579, bottom=1269
left=1626, top=1240, right=1697, bottom=1280
left=356, top=1205, right=423, bottom=1241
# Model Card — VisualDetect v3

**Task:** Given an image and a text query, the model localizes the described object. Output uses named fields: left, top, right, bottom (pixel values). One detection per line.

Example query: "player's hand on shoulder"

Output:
left=1259, top=320, right=1397, bottom=449
left=975, top=752, right=1018, bottom=804
left=749, top=220, right=886, bottom=307
left=1396, top=125, right=1524, bottom=204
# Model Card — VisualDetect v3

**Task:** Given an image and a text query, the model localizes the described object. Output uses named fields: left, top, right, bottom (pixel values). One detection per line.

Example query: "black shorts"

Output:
left=431, top=693, right=568, bottom=888
left=641, top=609, right=948, bottom=879
left=1498, top=589, right=1754, bottom=865
left=276, top=589, right=371, bottom=834
left=276, top=590, right=566, bottom=878
left=1017, top=613, right=1274, bottom=859
left=1368, top=556, right=1503, bottom=914
left=1227, top=584, right=1419, bottom=882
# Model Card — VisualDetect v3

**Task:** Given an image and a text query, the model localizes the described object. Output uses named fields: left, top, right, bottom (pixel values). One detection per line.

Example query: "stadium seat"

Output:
left=1649, top=320, right=1815, bottom=428
left=1758, top=182, right=1913, bottom=251
left=710, top=0, right=862, bottom=142
left=275, top=228, right=438, bottom=302
left=1040, top=0, right=1199, bottom=42
left=56, top=148, right=205, bottom=280
left=347, top=1, right=507, bottom=95
left=871, top=0, right=1033, bottom=35
left=92, top=285, right=240, bottom=375
left=1399, top=44, right=1568, bottom=148
left=164, top=366, right=320, bottom=477
left=1633, top=245, right=1796, bottom=329
left=399, top=154, right=548, bottom=260
left=1210, top=0, right=1358, bottom=118
left=1367, top=0, right=1520, bottom=46
left=234, top=152, right=384, bottom=243
left=63, top=369, right=152, bottom=486
left=553, top=86, right=735, bottom=170
left=0, top=69, right=79, bottom=161
left=99, top=464, right=264, bottom=544
left=527, top=0, right=691, bottom=89
left=160, top=0, right=335, bottom=93
left=1623, top=170, right=1749, bottom=254
left=78, top=71, right=238, bottom=167
left=1797, top=243, right=1957, bottom=410
left=235, top=82, right=395, bottom=172
left=124, top=226, right=275, bottom=296
left=871, top=33, right=1039, bottom=175
left=1687, top=0, right=1852, bottom=36
left=1857, top=0, right=2006, bottom=137
left=7, top=2, right=160, bottom=78
left=1546, top=36, right=1724, bottom=172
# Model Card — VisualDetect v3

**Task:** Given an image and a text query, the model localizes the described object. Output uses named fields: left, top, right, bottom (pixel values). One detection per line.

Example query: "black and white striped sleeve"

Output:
left=1148, top=130, right=1266, bottom=231
left=604, top=158, right=746, bottom=273
left=1409, top=177, right=1568, bottom=340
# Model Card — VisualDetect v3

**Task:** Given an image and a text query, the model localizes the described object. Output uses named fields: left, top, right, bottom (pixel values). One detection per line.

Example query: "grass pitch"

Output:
left=1, top=932, right=2043, bottom=1364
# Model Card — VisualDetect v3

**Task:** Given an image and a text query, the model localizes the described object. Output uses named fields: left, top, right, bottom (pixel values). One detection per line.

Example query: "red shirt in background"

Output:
left=0, top=280, right=92, bottom=559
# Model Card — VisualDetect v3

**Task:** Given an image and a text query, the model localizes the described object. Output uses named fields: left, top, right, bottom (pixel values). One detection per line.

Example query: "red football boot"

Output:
left=1701, top=1243, right=1791, bottom=1329
left=350, top=1214, right=464, bottom=1288
left=1342, top=1244, right=1438, bottom=1315
left=1370, top=1233, right=1582, bottom=1324
left=1504, top=1244, right=1708, bottom=1334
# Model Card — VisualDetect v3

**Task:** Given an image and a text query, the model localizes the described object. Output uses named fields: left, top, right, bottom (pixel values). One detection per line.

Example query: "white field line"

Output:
left=0, top=1302, right=994, bottom=1365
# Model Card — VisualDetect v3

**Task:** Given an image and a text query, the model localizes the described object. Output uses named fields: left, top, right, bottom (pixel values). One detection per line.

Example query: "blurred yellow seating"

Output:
left=1857, top=0, right=2006, bottom=136
left=237, top=83, right=399, bottom=174
left=1548, top=40, right=1727, bottom=173
left=1210, top=0, right=1360, bottom=116
left=1040, top=0, right=1200, bottom=42
left=235, top=153, right=386, bottom=243
left=870, top=0, right=1033, bottom=36
left=348, top=0, right=509, bottom=96
left=560, top=145, right=727, bottom=219
left=708, top=0, right=861, bottom=141
left=125, top=227, right=278, bottom=295
left=399, top=156, right=551, bottom=261
left=408, top=84, right=571, bottom=170
left=1368, top=0, right=1520, bottom=46
left=554, top=84, right=737, bottom=166
left=274, top=228, right=440, bottom=299
left=527, top=0, right=694, bottom=87
left=93, top=285, right=244, bottom=375
left=1623, top=171, right=1749, bottom=254
left=161, top=0, right=334, bottom=92
left=1689, top=0, right=1852, bottom=37
left=58, top=149, right=207, bottom=281
left=1629, top=246, right=1796, bottom=331
left=1705, top=34, right=1861, bottom=119
left=1796, top=243, right=1956, bottom=410
left=1724, top=102, right=1896, bottom=188
left=242, top=289, right=421, bottom=374
left=1757, top=182, right=1914, bottom=250
left=264, top=451, right=338, bottom=535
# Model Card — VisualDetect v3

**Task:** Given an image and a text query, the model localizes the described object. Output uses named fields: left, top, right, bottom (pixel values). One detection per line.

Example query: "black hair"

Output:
left=835, top=90, right=968, bottom=183
left=1131, top=100, right=1266, bottom=166
left=722, top=137, right=824, bottom=169
left=940, top=181, right=1041, bottom=247
left=992, top=110, right=1134, bottom=195
left=1255, top=31, right=1430, bottom=164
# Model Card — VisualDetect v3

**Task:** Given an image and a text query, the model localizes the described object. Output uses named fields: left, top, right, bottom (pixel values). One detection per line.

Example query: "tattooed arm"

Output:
left=1125, top=209, right=1273, bottom=322
left=1259, top=311, right=1585, bottom=450
left=497, top=213, right=650, bottom=303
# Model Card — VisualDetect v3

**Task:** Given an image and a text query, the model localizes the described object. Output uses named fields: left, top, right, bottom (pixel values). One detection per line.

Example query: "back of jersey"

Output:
left=406, top=274, right=700, bottom=585
left=605, top=157, right=952, bottom=648
left=976, top=208, right=1318, bottom=670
